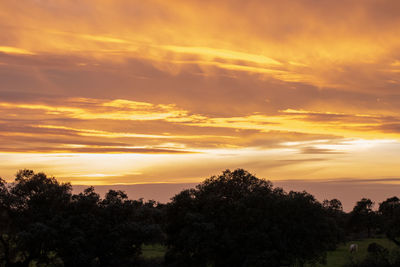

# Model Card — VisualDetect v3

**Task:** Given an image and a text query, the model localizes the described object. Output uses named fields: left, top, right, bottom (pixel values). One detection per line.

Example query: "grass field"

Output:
left=314, top=238, right=398, bottom=267
left=141, top=238, right=399, bottom=266
left=141, top=244, right=167, bottom=259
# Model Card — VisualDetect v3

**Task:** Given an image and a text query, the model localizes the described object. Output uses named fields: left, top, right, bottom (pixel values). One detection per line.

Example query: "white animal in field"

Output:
left=349, top=244, right=358, bottom=253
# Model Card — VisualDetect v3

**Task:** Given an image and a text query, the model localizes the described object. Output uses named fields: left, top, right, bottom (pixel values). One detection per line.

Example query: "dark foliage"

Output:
left=2, top=168, right=400, bottom=266
left=0, top=170, right=163, bottom=267
left=379, top=197, right=400, bottom=247
left=347, top=198, right=379, bottom=238
left=164, top=169, right=341, bottom=267
left=322, top=198, right=347, bottom=246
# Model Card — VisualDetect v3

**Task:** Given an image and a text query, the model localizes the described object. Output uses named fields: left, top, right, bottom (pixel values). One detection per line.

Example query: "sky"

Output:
left=1, top=0, right=400, bottom=205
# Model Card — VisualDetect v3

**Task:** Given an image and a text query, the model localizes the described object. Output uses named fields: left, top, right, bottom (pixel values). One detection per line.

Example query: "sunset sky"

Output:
left=1, top=0, right=400, bottom=202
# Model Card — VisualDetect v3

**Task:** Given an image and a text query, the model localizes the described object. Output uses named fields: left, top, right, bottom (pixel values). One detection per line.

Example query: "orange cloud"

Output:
left=2, top=0, right=400, bottom=88
left=0, top=46, right=35, bottom=55
left=1, top=0, right=400, bottom=185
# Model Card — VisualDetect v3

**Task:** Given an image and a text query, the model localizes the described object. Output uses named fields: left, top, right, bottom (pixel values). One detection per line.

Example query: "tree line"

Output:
left=0, top=169, right=400, bottom=266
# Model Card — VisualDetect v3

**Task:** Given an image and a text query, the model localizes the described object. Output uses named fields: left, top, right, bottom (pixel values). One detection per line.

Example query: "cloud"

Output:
left=0, top=46, right=35, bottom=55
left=0, top=95, right=343, bottom=153
left=1, top=0, right=400, bottom=184
left=2, top=0, right=400, bottom=90
left=300, top=147, right=346, bottom=155
left=1, top=93, right=400, bottom=155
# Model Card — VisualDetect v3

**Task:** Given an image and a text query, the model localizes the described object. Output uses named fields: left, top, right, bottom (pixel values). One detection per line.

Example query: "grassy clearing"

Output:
left=140, top=238, right=398, bottom=266
left=314, top=238, right=398, bottom=267
left=141, top=244, right=167, bottom=259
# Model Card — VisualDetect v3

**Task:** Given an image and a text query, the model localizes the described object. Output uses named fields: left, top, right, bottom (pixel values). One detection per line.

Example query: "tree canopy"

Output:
left=379, top=197, right=400, bottom=247
left=0, top=170, right=163, bottom=266
left=164, top=169, right=341, bottom=267
left=1, top=168, right=400, bottom=266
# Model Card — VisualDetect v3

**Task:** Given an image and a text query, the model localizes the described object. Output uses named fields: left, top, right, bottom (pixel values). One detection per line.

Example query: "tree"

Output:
left=1, top=170, right=72, bottom=266
left=54, top=189, right=163, bottom=266
left=165, top=169, right=340, bottom=267
left=323, top=199, right=347, bottom=244
left=323, top=199, right=343, bottom=213
left=379, top=197, right=400, bottom=247
left=0, top=170, right=164, bottom=266
left=0, top=177, right=15, bottom=267
left=348, top=198, right=377, bottom=238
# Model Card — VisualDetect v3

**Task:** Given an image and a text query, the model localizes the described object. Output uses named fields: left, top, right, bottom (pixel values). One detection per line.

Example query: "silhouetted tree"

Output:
left=0, top=170, right=71, bottom=266
left=165, top=169, right=340, bottom=267
left=348, top=198, right=378, bottom=238
left=323, top=199, right=343, bottom=213
left=323, top=199, right=347, bottom=244
left=379, top=197, right=400, bottom=247
left=0, top=177, right=14, bottom=267
left=0, top=170, right=163, bottom=267
left=55, top=189, right=163, bottom=266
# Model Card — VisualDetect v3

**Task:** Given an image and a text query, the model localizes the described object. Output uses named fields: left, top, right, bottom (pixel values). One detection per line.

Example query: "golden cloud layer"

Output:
left=1, top=0, right=400, bottom=89
left=0, top=97, right=399, bottom=155
left=1, top=0, right=400, bottom=184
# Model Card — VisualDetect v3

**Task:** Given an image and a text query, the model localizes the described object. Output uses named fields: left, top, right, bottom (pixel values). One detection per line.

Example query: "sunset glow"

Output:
left=1, top=0, right=400, bottom=194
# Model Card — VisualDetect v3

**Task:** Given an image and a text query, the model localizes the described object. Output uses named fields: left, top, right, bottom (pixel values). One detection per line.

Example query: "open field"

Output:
left=314, top=238, right=398, bottom=267
left=142, top=238, right=399, bottom=266
left=141, top=244, right=167, bottom=259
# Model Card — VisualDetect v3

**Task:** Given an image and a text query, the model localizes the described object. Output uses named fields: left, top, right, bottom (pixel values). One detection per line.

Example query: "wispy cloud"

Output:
left=1, top=0, right=400, bottom=184
left=0, top=46, right=35, bottom=55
